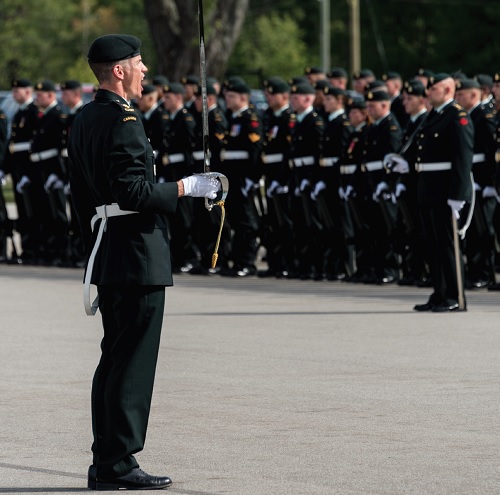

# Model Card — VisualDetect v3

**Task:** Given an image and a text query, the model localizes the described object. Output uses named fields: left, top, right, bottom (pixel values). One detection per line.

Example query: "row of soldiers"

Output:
left=1, top=68, right=500, bottom=297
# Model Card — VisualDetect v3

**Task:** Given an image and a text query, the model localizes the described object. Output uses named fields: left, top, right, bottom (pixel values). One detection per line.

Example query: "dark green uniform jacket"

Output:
left=68, top=89, right=178, bottom=286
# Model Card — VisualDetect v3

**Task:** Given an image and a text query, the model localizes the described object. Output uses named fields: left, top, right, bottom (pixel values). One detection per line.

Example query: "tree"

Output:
left=143, top=0, right=249, bottom=81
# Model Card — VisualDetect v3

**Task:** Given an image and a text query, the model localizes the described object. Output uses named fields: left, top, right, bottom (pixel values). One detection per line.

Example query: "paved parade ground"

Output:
left=0, top=265, right=498, bottom=495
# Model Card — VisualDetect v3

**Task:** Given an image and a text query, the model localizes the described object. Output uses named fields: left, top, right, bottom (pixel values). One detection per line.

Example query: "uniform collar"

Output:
left=434, top=98, right=453, bottom=114
left=296, top=106, right=313, bottom=122
left=328, top=109, right=344, bottom=121
left=232, top=105, right=249, bottom=119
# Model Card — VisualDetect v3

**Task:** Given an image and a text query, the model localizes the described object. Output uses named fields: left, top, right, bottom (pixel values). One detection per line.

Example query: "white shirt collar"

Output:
left=410, top=108, right=427, bottom=123
left=232, top=105, right=249, bottom=119
left=296, top=106, right=313, bottom=122
left=328, top=109, right=345, bottom=121
left=434, top=98, right=453, bottom=114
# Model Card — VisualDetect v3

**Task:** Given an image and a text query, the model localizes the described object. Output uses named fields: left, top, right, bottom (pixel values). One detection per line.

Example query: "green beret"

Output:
left=365, top=90, right=390, bottom=102
left=324, top=86, right=345, bottom=97
left=194, top=83, right=216, bottom=96
left=163, top=82, right=185, bottom=95
left=263, top=77, right=289, bottom=94
left=382, top=71, right=401, bottom=81
left=455, top=78, right=481, bottom=91
left=403, top=79, right=426, bottom=97
left=35, top=80, right=57, bottom=92
left=290, top=82, right=315, bottom=95
left=11, top=78, right=32, bottom=88
left=60, top=80, right=81, bottom=90
left=365, top=80, right=387, bottom=93
left=347, top=97, right=366, bottom=110
left=474, top=74, right=492, bottom=88
left=426, top=73, right=452, bottom=89
left=417, top=68, right=434, bottom=78
left=288, top=76, right=309, bottom=86
left=181, top=75, right=199, bottom=85
left=88, top=34, right=141, bottom=63
left=304, top=66, right=323, bottom=75
left=313, top=80, right=330, bottom=91
left=152, top=75, right=169, bottom=86
left=353, top=69, right=375, bottom=80
left=327, top=67, right=348, bottom=79
left=225, top=78, right=250, bottom=94
left=141, top=84, right=157, bottom=95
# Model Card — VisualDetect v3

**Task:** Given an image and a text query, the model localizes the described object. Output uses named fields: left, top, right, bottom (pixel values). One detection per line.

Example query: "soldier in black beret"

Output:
left=304, top=66, right=326, bottom=84
left=455, top=78, right=497, bottom=288
left=0, top=107, right=9, bottom=262
left=352, top=69, right=375, bottom=97
left=474, top=73, right=494, bottom=109
left=412, top=73, right=474, bottom=311
left=382, top=71, right=409, bottom=127
left=181, top=74, right=199, bottom=110
left=414, top=68, right=434, bottom=90
left=69, top=34, right=219, bottom=490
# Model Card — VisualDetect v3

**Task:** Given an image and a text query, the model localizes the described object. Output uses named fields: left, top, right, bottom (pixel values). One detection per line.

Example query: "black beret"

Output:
left=353, top=68, right=375, bottom=79
left=11, top=78, right=32, bottom=88
left=288, top=76, right=309, bottom=86
left=35, top=80, right=57, bottom=92
left=141, top=84, right=157, bottom=95
left=382, top=71, right=401, bottom=81
left=417, top=68, right=434, bottom=78
left=403, top=79, right=426, bottom=97
left=152, top=75, right=169, bottom=86
left=225, top=78, right=250, bottom=94
left=451, top=70, right=467, bottom=81
left=60, top=80, right=81, bottom=90
left=455, top=78, right=481, bottom=91
left=365, top=90, right=390, bottom=102
left=207, top=76, right=219, bottom=86
left=304, top=66, right=323, bottom=75
left=323, top=86, right=345, bottom=97
left=290, top=82, right=315, bottom=95
left=88, top=34, right=141, bottom=63
left=365, top=80, right=388, bottom=93
left=263, top=77, right=289, bottom=94
left=327, top=67, right=348, bottom=79
left=427, top=73, right=453, bottom=88
left=223, top=76, right=246, bottom=90
left=475, top=74, right=493, bottom=88
left=313, top=80, right=331, bottom=91
left=181, top=75, right=199, bottom=85
left=346, top=97, right=367, bottom=110
left=194, top=83, right=216, bottom=96
left=163, top=82, right=185, bottom=95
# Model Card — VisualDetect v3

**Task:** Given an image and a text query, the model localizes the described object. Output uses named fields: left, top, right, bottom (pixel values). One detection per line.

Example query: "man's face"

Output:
left=162, top=93, right=182, bottom=113
left=348, top=108, right=366, bottom=127
left=136, top=92, right=157, bottom=112
left=121, top=55, right=147, bottom=100
left=329, top=77, right=346, bottom=89
left=323, top=94, right=340, bottom=114
left=427, top=80, right=452, bottom=108
left=290, top=94, right=312, bottom=113
left=492, top=82, right=500, bottom=102
left=403, top=93, right=423, bottom=115
left=61, top=89, right=81, bottom=109
left=35, top=91, right=55, bottom=109
left=12, top=87, right=31, bottom=104
left=225, top=91, right=246, bottom=112
left=366, top=100, right=386, bottom=121
left=353, top=78, right=368, bottom=94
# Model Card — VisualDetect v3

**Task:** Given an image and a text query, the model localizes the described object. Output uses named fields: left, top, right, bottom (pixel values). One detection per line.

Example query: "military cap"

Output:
left=290, top=82, right=315, bottom=95
left=163, top=82, right=185, bottom=95
left=327, top=67, right=348, bottom=79
left=346, top=97, right=366, bottom=110
left=353, top=68, right=375, bottom=80
left=87, top=34, right=141, bottom=63
left=403, top=79, right=426, bottom=97
left=207, top=76, right=219, bottom=86
left=455, top=78, right=481, bottom=91
left=152, top=75, right=169, bottom=86
left=223, top=76, right=246, bottom=90
left=365, top=80, right=387, bottom=93
left=288, top=76, right=309, bottom=86
left=475, top=74, right=493, bottom=88
left=60, top=80, right=81, bottom=90
left=323, top=86, right=345, bottom=97
left=382, top=71, right=401, bottom=81
left=304, top=66, right=323, bottom=75
left=263, top=77, right=289, bottom=94
left=426, top=72, right=453, bottom=88
left=35, top=80, right=57, bottom=92
left=451, top=70, right=467, bottom=81
left=181, top=75, right=199, bottom=85
left=141, top=83, right=157, bottom=95
left=365, top=90, right=390, bottom=102
left=225, top=78, right=250, bottom=94
left=417, top=68, right=434, bottom=78
left=194, top=83, right=216, bottom=96
left=313, top=80, right=331, bottom=91
left=11, top=78, right=32, bottom=88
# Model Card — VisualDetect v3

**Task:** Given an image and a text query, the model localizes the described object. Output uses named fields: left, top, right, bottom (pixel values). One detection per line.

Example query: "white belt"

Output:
left=192, top=150, right=205, bottom=161
left=61, top=148, right=68, bottom=158
left=320, top=157, right=339, bottom=167
left=364, top=160, right=383, bottom=171
left=9, top=141, right=31, bottom=153
left=415, top=162, right=452, bottom=172
left=262, top=153, right=284, bottom=164
left=340, top=164, right=357, bottom=175
left=30, top=148, right=59, bottom=162
left=162, top=153, right=185, bottom=165
left=472, top=153, right=486, bottom=163
left=221, top=150, right=249, bottom=161
left=84, top=203, right=138, bottom=316
left=293, top=156, right=315, bottom=167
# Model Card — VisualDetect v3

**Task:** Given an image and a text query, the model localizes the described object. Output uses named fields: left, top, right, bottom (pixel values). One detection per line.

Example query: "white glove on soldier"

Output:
left=16, top=175, right=31, bottom=194
left=241, top=177, right=256, bottom=198
left=182, top=174, right=220, bottom=199
left=395, top=182, right=407, bottom=198
left=383, top=153, right=409, bottom=174
left=447, top=199, right=465, bottom=219
left=372, top=181, right=389, bottom=202
left=310, top=181, right=326, bottom=201
left=482, top=186, right=497, bottom=199
left=0, top=169, right=5, bottom=184
left=44, top=173, right=64, bottom=193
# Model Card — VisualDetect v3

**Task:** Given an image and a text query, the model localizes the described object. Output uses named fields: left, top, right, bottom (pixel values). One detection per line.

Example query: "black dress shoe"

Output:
left=413, top=302, right=434, bottom=312
left=488, top=282, right=500, bottom=291
left=431, top=303, right=464, bottom=312
left=88, top=466, right=172, bottom=490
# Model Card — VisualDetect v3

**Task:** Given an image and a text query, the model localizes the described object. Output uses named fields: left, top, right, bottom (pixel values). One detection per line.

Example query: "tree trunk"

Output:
left=143, top=0, right=249, bottom=81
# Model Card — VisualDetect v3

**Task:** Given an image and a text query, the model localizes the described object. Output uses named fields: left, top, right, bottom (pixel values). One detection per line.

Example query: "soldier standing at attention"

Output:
left=0, top=108, right=8, bottom=262
left=413, top=74, right=473, bottom=312
left=68, top=34, right=219, bottom=490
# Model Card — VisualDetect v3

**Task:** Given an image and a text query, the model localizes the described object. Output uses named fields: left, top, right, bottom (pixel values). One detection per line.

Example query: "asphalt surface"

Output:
left=0, top=265, right=498, bottom=494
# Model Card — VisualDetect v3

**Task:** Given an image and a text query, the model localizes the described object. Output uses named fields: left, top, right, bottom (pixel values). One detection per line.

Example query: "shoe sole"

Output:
left=89, top=479, right=173, bottom=490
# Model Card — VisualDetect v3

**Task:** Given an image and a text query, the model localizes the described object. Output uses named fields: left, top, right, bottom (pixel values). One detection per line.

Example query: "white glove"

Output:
left=64, top=183, right=71, bottom=196
left=241, top=177, right=256, bottom=197
left=482, top=186, right=497, bottom=198
left=473, top=182, right=481, bottom=192
left=395, top=182, right=407, bottom=198
left=0, top=169, right=5, bottom=184
left=266, top=180, right=280, bottom=198
left=275, top=184, right=289, bottom=195
left=447, top=199, right=465, bottom=219
left=157, top=176, right=166, bottom=184
left=44, top=173, right=64, bottom=193
left=16, top=175, right=31, bottom=194
left=372, top=181, right=389, bottom=202
left=300, top=179, right=310, bottom=192
left=310, top=181, right=326, bottom=201
left=338, top=184, right=354, bottom=200
left=182, top=174, right=221, bottom=199
left=383, top=153, right=409, bottom=174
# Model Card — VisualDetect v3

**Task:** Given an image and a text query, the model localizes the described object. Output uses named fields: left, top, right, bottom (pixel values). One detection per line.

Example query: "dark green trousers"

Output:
left=93, top=285, right=166, bottom=479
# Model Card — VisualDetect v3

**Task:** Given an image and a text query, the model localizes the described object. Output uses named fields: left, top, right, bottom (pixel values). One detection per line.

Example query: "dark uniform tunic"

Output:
left=68, top=88, right=179, bottom=480
left=0, top=110, right=9, bottom=261
left=415, top=101, right=474, bottom=308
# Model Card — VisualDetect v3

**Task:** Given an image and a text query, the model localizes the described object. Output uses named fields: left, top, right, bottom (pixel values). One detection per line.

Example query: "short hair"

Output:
left=89, top=58, right=131, bottom=84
